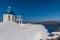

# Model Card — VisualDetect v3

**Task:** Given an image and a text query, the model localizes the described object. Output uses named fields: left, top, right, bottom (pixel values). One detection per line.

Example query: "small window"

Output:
left=8, top=15, right=10, bottom=21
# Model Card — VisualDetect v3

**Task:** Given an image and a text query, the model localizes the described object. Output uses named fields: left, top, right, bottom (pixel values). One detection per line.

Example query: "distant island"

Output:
left=32, top=21, right=60, bottom=25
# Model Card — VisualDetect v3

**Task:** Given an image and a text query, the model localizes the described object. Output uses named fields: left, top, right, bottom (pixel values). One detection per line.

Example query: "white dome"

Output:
left=0, top=22, right=48, bottom=40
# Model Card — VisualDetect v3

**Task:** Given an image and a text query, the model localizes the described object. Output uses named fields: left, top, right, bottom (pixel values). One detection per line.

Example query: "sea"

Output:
left=44, top=25, right=60, bottom=40
left=44, top=25, right=60, bottom=33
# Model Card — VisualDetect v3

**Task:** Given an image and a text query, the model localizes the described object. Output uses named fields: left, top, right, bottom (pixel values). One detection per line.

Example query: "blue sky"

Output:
left=0, top=0, right=60, bottom=22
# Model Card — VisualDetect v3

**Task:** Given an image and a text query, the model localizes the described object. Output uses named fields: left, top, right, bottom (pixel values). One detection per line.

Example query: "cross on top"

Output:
left=8, top=6, right=11, bottom=9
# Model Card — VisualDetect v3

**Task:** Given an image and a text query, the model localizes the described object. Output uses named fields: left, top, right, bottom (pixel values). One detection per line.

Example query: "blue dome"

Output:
left=5, top=6, right=14, bottom=15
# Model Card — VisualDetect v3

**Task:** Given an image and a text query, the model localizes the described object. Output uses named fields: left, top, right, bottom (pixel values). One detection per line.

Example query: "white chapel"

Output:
left=0, top=6, right=48, bottom=40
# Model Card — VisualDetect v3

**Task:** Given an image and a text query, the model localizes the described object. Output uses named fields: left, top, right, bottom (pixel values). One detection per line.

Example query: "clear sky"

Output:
left=0, top=0, right=60, bottom=22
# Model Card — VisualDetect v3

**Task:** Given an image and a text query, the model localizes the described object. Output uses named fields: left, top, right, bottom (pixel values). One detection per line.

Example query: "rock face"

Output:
left=0, top=22, right=48, bottom=40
